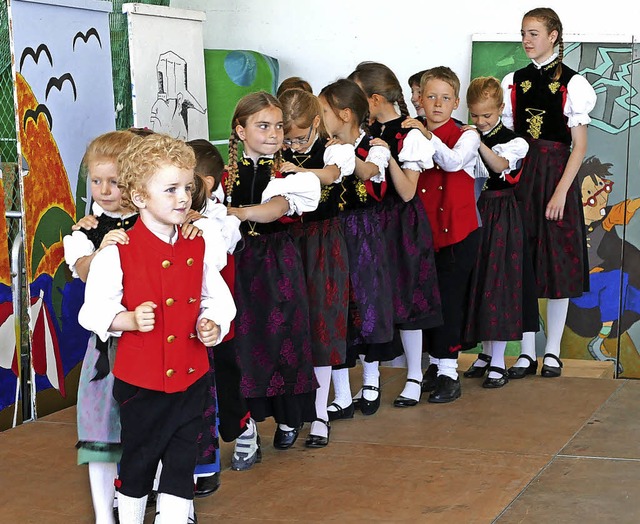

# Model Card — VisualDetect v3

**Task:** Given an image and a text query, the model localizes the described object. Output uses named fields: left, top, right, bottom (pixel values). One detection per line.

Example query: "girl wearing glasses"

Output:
left=278, top=88, right=356, bottom=447
left=501, top=7, right=596, bottom=378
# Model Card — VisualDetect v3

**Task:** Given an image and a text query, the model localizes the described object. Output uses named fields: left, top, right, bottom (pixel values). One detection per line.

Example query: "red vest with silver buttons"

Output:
left=417, top=118, right=479, bottom=250
left=113, top=219, right=208, bottom=393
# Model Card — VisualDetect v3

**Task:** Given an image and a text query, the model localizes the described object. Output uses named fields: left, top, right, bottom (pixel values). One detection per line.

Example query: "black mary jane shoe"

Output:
left=194, top=473, right=221, bottom=498
left=305, top=418, right=331, bottom=448
left=507, top=354, right=538, bottom=379
left=421, top=364, right=438, bottom=393
left=393, top=378, right=422, bottom=407
left=482, top=366, right=509, bottom=389
left=273, top=425, right=300, bottom=450
left=359, top=384, right=381, bottom=416
left=540, top=353, right=563, bottom=378
left=428, top=375, right=462, bottom=404
left=327, top=401, right=355, bottom=421
left=463, top=353, right=492, bottom=378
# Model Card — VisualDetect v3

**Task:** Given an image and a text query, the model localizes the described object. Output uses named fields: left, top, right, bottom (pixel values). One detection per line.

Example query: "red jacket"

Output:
left=113, top=220, right=209, bottom=393
left=417, top=119, right=479, bottom=250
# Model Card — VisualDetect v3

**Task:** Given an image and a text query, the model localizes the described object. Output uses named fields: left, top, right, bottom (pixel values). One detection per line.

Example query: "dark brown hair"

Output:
left=276, top=76, right=313, bottom=97
left=187, top=139, right=224, bottom=212
left=319, top=78, right=370, bottom=133
left=408, top=70, right=428, bottom=88
left=348, top=62, right=409, bottom=118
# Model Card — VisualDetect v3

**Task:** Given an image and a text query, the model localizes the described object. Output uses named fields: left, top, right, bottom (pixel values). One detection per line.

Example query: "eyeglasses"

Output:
left=282, top=126, right=314, bottom=146
left=583, top=180, right=613, bottom=207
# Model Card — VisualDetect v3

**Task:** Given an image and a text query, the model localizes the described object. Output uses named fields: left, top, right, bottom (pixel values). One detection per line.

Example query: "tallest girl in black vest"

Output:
left=501, top=7, right=596, bottom=378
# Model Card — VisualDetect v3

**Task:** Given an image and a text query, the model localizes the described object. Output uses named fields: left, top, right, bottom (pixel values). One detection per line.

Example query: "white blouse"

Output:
left=428, top=128, right=481, bottom=178
left=261, top=171, right=321, bottom=216
left=501, top=53, right=597, bottom=130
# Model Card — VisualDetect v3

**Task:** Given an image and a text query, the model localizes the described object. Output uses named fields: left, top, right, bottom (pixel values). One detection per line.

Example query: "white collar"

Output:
left=91, top=201, right=136, bottom=219
left=532, top=52, right=558, bottom=69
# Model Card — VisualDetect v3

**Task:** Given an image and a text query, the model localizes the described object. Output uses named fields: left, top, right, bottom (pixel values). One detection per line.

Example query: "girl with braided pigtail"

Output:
left=223, top=92, right=322, bottom=458
left=501, top=7, right=596, bottom=379
left=348, top=62, right=442, bottom=411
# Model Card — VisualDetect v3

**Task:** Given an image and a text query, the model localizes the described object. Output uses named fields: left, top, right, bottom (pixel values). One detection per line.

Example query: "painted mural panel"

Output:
left=124, top=3, right=208, bottom=140
left=471, top=36, right=640, bottom=377
left=10, top=0, right=115, bottom=418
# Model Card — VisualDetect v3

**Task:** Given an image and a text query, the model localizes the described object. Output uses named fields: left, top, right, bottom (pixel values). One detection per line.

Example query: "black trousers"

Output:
left=423, top=229, right=481, bottom=360
left=113, top=375, right=207, bottom=499
left=212, top=340, right=250, bottom=442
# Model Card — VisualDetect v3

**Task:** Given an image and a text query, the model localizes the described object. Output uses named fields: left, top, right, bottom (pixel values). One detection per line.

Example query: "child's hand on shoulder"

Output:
left=134, top=301, right=156, bottom=332
left=197, top=318, right=220, bottom=346
left=279, top=161, right=301, bottom=174
left=72, top=214, right=99, bottom=231
left=181, top=221, right=203, bottom=240
left=401, top=118, right=431, bottom=139
left=369, top=138, right=390, bottom=150
left=99, top=229, right=129, bottom=250
left=186, top=209, right=204, bottom=223
left=325, top=137, right=344, bottom=147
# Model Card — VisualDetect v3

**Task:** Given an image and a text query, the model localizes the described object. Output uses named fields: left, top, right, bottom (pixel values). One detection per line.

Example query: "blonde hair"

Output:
left=466, top=76, right=503, bottom=107
left=420, top=66, right=461, bottom=99
left=225, top=91, right=283, bottom=202
left=524, top=7, right=564, bottom=81
left=279, top=88, right=327, bottom=138
left=83, top=130, right=136, bottom=168
left=117, top=133, right=196, bottom=210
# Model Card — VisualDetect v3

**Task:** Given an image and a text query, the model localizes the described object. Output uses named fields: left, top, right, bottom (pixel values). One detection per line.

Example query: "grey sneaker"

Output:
left=231, top=426, right=261, bottom=471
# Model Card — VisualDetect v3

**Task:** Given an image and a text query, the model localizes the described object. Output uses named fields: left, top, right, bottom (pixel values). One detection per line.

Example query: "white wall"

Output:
left=171, top=0, right=640, bottom=120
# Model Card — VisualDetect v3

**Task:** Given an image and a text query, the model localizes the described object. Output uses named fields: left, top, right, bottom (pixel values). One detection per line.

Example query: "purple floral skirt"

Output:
left=233, top=230, right=317, bottom=401
left=290, top=217, right=348, bottom=367
left=378, top=194, right=442, bottom=329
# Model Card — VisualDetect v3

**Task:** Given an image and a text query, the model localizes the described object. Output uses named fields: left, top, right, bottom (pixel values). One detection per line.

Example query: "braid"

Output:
left=272, top=149, right=282, bottom=178
left=225, top=132, right=239, bottom=205
left=361, top=110, right=371, bottom=136
left=396, top=96, right=409, bottom=118
left=553, top=39, right=564, bottom=81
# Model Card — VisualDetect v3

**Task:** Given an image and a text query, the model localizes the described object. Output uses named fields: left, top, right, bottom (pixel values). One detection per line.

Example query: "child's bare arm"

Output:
left=109, top=301, right=156, bottom=333
left=227, top=196, right=290, bottom=222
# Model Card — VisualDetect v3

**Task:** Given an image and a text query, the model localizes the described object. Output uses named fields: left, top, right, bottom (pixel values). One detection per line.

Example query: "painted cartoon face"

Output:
left=521, top=17, right=558, bottom=64
left=582, top=174, right=613, bottom=223
left=236, top=106, right=284, bottom=160
left=421, top=78, right=459, bottom=129
left=135, top=163, right=194, bottom=236
left=88, top=161, right=126, bottom=214
left=469, top=99, right=504, bottom=134
left=410, top=83, right=425, bottom=117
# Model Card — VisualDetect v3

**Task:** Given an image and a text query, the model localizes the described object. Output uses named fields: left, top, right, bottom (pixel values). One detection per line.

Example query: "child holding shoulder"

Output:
left=224, top=92, right=321, bottom=453
left=79, top=133, right=235, bottom=524
left=350, top=62, right=441, bottom=409
left=502, top=7, right=596, bottom=378
left=461, top=77, right=539, bottom=388
left=63, top=130, right=138, bottom=524
left=278, top=87, right=355, bottom=446
left=404, top=66, right=482, bottom=403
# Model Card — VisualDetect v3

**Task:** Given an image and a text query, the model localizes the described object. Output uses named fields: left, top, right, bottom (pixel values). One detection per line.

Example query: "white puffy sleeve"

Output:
left=565, top=74, right=597, bottom=127
left=192, top=217, right=229, bottom=271
left=198, top=243, right=237, bottom=346
left=200, top=200, right=242, bottom=255
left=78, top=245, right=126, bottom=342
left=63, top=231, right=95, bottom=279
left=398, top=128, right=435, bottom=171
left=492, top=137, right=530, bottom=176
left=323, top=143, right=355, bottom=183
left=261, top=171, right=321, bottom=216
left=501, top=72, right=516, bottom=130
left=365, top=145, right=390, bottom=183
